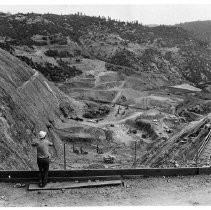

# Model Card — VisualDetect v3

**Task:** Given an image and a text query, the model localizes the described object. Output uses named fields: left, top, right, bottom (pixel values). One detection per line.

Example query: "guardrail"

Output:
left=0, top=167, right=211, bottom=182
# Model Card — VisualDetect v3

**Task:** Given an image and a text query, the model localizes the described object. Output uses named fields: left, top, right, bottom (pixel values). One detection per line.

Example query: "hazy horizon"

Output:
left=1, top=4, right=211, bottom=25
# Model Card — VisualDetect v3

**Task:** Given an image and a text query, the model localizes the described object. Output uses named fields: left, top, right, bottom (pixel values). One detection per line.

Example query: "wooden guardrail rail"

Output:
left=0, top=167, right=211, bottom=182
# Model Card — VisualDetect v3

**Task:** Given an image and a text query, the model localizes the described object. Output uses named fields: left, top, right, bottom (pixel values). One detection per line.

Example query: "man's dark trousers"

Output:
left=37, top=157, right=49, bottom=187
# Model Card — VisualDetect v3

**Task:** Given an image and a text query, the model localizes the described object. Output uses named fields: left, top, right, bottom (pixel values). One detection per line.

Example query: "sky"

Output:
left=1, top=0, right=211, bottom=25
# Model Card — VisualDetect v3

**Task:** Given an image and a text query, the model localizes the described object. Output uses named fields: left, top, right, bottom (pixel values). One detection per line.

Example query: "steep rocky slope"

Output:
left=0, top=48, right=80, bottom=170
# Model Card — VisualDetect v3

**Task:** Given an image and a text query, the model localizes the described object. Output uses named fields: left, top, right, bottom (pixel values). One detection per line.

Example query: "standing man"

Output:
left=32, top=131, right=53, bottom=188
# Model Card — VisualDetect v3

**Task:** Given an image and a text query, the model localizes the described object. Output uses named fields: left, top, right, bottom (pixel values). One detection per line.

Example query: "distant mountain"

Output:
left=147, top=24, right=159, bottom=27
left=177, top=20, right=211, bottom=44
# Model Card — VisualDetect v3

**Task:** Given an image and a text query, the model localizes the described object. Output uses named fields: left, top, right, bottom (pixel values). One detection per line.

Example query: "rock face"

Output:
left=0, top=48, right=74, bottom=170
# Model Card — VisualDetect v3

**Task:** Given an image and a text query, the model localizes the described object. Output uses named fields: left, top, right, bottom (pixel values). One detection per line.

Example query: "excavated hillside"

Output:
left=0, top=48, right=83, bottom=170
left=0, top=13, right=211, bottom=169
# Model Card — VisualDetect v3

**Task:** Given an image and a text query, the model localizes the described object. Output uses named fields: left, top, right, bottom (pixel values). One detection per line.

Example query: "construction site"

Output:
left=1, top=9, right=211, bottom=206
left=1, top=49, right=211, bottom=205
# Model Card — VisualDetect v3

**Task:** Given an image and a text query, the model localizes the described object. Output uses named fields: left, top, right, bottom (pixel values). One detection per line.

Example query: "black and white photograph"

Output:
left=1, top=0, right=211, bottom=206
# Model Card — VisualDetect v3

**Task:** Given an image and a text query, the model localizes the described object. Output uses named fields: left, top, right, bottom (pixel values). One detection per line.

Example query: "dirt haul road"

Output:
left=58, top=111, right=143, bottom=129
left=1, top=175, right=211, bottom=206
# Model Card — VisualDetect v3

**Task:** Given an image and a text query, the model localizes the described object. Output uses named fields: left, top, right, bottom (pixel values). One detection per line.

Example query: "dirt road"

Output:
left=17, top=71, right=39, bottom=92
left=1, top=175, right=211, bottom=206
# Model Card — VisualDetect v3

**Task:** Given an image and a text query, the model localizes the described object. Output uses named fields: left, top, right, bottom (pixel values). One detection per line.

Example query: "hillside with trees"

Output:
left=177, top=20, right=211, bottom=44
left=0, top=12, right=210, bottom=87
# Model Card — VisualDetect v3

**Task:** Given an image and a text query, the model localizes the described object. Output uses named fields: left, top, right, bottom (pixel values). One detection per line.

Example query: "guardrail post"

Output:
left=64, top=143, right=66, bottom=170
left=196, top=149, right=198, bottom=167
left=133, top=140, right=137, bottom=167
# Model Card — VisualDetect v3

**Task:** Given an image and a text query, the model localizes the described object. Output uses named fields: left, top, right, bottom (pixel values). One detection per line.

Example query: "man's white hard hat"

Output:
left=38, top=131, right=47, bottom=139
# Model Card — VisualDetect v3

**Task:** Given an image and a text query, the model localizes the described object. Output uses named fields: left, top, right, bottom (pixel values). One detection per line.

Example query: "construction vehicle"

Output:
left=127, top=129, right=137, bottom=134
left=80, top=146, right=88, bottom=155
left=70, top=116, right=83, bottom=121
left=117, top=109, right=120, bottom=114
left=132, top=129, right=137, bottom=134
left=166, top=128, right=172, bottom=133
left=97, top=145, right=103, bottom=154
left=142, top=133, right=147, bottom=138
left=103, top=155, right=115, bottom=164
left=73, top=145, right=80, bottom=154
left=87, top=119, right=98, bottom=123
